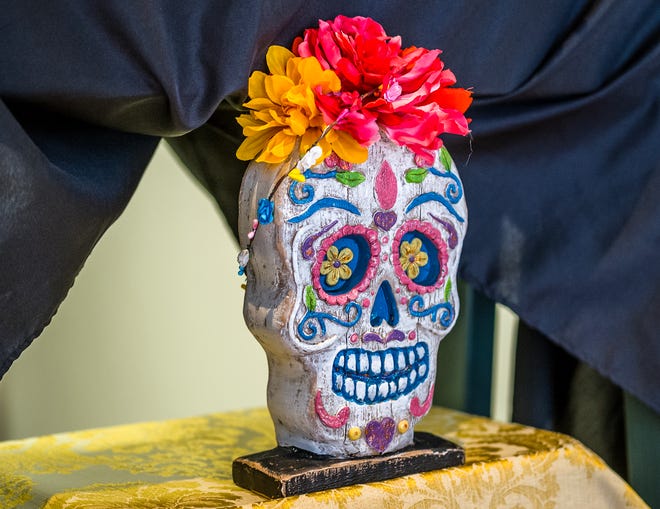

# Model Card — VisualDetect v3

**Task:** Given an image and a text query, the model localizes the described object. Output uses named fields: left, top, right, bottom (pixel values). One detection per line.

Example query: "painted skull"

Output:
left=239, top=139, right=467, bottom=457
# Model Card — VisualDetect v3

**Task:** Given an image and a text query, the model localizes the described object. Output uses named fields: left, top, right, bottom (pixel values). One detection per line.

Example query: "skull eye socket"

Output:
left=319, top=235, right=371, bottom=295
left=393, top=220, right=448, bottom=294
left=398, top=232, right=439, bottom=287
left=312, top=224, right=380, bottom=305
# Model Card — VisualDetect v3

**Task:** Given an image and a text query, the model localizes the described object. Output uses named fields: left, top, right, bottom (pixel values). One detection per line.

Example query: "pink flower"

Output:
left=315, top=90, right=380, bottom=146
left=294, top=16, right=472, bottom=164
left=369, top=46, right=473, bottom=163
left=294, top=15, right=401, bottom=93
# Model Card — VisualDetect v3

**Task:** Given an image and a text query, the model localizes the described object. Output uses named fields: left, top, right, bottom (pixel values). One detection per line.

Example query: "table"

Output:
left=0, top=407, right=648, bottom=508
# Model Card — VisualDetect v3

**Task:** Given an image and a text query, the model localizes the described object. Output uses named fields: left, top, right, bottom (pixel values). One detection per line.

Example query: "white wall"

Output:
left=492, top=304, right=518, bottom=422
left=0, top=143, right=267, bottom=440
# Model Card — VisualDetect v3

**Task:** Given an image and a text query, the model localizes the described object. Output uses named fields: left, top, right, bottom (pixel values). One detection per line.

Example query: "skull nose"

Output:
left=370, top=280, right=399, bottom=327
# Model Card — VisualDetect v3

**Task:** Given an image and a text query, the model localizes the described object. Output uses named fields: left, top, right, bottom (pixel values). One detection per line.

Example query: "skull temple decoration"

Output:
left=235, top=14, right=472, bottom=458
left=238, top=140, right=467, bottom=457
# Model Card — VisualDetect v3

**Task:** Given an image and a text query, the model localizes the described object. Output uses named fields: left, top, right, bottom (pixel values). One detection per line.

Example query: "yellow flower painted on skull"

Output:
left=399, top=238, right=428, bottom=280
left=236, top=46, right=367, bottom=165
left=320, top=246, right=353, bottom=286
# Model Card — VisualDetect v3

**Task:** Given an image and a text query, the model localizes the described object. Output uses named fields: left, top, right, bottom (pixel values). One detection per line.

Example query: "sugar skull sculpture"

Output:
left=235, top=15, right=471, bottom=458
left=238, top=140, right=466, bottom=457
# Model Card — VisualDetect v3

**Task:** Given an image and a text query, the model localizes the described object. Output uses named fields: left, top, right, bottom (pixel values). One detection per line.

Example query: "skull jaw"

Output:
left=264, top=351, right=435, bottom=457
left=274, top=422, right=416, bottom=458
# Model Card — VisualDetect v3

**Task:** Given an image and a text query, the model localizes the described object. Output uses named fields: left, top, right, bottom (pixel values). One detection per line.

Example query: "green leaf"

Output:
left=335, top=171, right=365, bottom=187
left=305, top=285, right=317, bottom=311
left=405, top=167, right=429, bottom=183
left=440, top=146, right=454, bottom=172
left=444, top=278, right=452, bottom=302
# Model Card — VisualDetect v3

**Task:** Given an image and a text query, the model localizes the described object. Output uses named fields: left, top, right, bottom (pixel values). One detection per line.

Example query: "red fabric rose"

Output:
left=294, top=15, right=472, bottom=163
left=295, top=15, right=401, bottom=93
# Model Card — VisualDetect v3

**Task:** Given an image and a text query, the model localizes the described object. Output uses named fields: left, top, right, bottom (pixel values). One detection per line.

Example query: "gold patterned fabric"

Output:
left=0, top=407, right=648, bottom=508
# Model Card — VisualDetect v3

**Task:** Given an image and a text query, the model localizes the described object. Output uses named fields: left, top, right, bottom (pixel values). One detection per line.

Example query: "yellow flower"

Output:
left=236, top=46, right=347, bottom=164
left=399, top=238, right=428, bottom=279
left=320, top=246, right=353, bottom=286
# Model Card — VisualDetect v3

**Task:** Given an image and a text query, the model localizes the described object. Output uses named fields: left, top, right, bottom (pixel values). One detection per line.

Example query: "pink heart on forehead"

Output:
left=374, top=210, right=397, bottom=231
left=364, top=417, right=396, bottom=452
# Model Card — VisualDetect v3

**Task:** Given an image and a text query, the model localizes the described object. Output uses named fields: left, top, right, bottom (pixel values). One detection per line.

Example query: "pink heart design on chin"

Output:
left=364, top=417, right=396, bottom=452
left=373, top=211, right=397, bottom=231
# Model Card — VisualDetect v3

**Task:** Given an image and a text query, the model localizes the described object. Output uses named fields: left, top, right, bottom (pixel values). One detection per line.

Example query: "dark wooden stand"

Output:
left=232, top=432, right=464, bottom=499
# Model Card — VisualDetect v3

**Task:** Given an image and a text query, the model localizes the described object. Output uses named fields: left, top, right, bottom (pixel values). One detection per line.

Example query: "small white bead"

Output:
left=237, top=249, right=250, bottom=267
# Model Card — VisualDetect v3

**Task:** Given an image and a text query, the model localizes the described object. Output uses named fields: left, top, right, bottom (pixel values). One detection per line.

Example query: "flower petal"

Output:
left=416, top=251, right=429, bottom=266
left=326, top=269, right=339, bottom=286
left=338, top=264, right=352, bottom=280
left=297, top=57, right=341, bottom=92
left=288, top=108, right=309, bottom=135
left=400, top=241, right=413, bottom=257
left=326, top=245, right=339, bottom=261
left=338, top=248, right=353, bottom=263
left=247, top=71, right=268, bottom=100
left=243, top=97, right=276, bottom=111
left=256, top=130, right=296, bottom=163
left=266, top=45, right=294, bottom=76
left=407, top=263, right=420, bottom=280
left=265, top=74, right=295, bottom=104
left=236, top=126, right=280, bottom=161
left=327, top=130, right=368, bottom=163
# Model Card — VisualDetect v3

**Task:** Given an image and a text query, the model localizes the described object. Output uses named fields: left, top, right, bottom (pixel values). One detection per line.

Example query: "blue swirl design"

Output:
left=304, top=168, right=338, bottom=179
left=297, top=302, right=362, bottom=341
left=288, top=169, right=338, bottom=205
left=288, top=197, right=361, bottom=223
left=405, top=192, right=464, bottom=223
left=408, top=295, right=454, bottom=327
left=406, top=167, right=464, bottom=222
left=288, top=181, right=315, bottom=205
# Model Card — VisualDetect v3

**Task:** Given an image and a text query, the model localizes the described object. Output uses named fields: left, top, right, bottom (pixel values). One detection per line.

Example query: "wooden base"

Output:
left=232, top=432, right=464, bottom=499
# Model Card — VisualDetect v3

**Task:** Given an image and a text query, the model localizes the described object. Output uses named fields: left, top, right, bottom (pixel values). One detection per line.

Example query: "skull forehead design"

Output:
left=241, top=140, right=466, bottom=457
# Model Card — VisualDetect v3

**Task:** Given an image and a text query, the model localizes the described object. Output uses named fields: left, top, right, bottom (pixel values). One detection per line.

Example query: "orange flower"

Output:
left=236, top=46, right=367, bottom=164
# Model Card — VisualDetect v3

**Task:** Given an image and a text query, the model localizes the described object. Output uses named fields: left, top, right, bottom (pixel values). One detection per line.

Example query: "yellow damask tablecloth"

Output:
left=0, top=407, right=648, bottom=508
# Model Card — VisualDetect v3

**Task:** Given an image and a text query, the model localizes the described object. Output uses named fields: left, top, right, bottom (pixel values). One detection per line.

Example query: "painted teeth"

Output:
left=359, top=352, right=370, bottom=373
left=334, top=374, right=343, bottom=392
left=371, top=355, right=381, bottom=375
left=356, top=381, right=366, bottom=402
left=384, top=353, right=394, bottom=373
left=345, top=378, right=355, bottom=397
left=378, top=381, right=388, bottom=398
left=332, top=343, right=430, bottom=404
